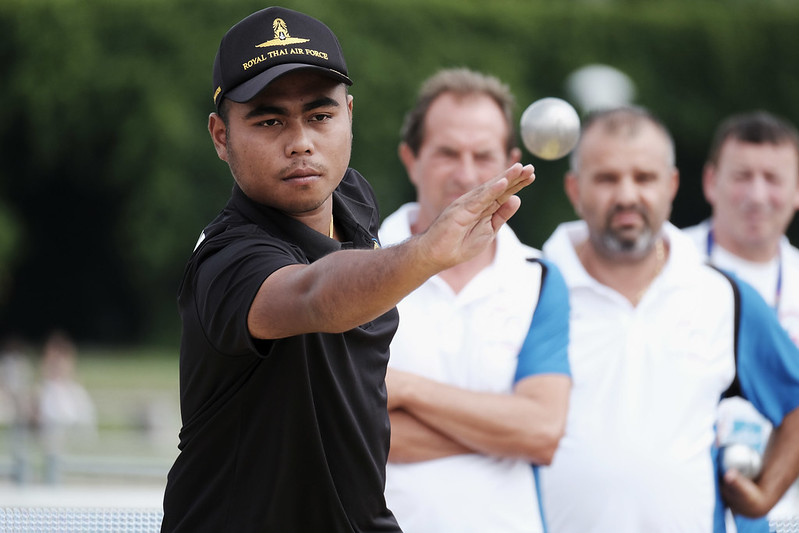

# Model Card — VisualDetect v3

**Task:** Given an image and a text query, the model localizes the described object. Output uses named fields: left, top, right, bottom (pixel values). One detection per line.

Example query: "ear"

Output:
left=347, top=93, right=354, bottom=121
left=564, top=172, right=581, bottom=216
left=208, top=113, right=229, bottom=162
left=668, top=167, right=680, bottom=204
left=508, top=147, right=522, bottom=166
left=791, top=184, right=799, bottom=211
left=701, top=163, right=717, bottom=206
left=398, top=142, right=419, bottom=187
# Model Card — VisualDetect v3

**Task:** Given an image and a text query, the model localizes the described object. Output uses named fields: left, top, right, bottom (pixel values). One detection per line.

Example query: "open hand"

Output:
left=417, top=163, right=535, bottom=269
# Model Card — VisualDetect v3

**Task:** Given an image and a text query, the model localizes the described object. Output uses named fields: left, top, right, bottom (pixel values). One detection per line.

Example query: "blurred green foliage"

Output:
left=1, top=0, right=799, bottom=345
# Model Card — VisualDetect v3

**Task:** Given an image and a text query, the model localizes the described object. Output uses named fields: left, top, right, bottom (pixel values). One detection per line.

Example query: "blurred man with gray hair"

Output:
left=541, top=106, right=799, bottom=533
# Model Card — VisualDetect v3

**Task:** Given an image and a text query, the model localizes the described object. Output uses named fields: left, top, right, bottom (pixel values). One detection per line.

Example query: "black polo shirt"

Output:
left=162, top=169, right=402, bottom=532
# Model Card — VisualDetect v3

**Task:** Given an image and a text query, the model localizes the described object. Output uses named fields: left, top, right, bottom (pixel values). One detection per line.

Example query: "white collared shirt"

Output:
left=380, top=203, right=570, bottom=533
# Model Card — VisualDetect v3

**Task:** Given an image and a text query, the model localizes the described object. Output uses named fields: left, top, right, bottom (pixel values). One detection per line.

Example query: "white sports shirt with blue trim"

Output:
left=379, top=203, right=571, bottom=533
left=541, top=220, right=799, bottom=533
left=684, top=219, right=799, bottom=343
left=685, top=219, right=799, bottom=529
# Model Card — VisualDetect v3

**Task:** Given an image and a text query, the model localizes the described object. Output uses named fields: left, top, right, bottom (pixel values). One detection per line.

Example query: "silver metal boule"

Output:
left=721, top=443, right=762, bottom=479
left=520, top=97, right=581, bottom=161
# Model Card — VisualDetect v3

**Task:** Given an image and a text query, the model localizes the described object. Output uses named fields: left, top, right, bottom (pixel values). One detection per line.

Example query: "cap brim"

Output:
left=225, top=63, right=353, bottom=105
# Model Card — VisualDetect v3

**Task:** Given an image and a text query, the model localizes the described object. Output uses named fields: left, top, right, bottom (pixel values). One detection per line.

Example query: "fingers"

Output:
left=418, top=162, right=535, bottom=271
left=491, top=195, right=522, bottom=231
left=722, top=469, right=767, bottom=517
left=475, top=163, right=535, bottom=219
left=723, top=468, right=755, bottom=501
left=504, top=163, right=537, bottom=194
left=493, top=163, right=536, bottom=208
left=385, top=367, right=410, bottom=410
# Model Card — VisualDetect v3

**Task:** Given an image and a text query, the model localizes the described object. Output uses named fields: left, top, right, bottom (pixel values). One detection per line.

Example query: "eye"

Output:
left=764, top=172, right=784, bottom=185
left=475, top=152, right=501, bottom=164
left=594, top=173, right=617, bottom=183
left=310, top=113, right=332, bottom=123
left=432, top=147, right=459, bottom=161
left=257, top=118, right=282, bottom=127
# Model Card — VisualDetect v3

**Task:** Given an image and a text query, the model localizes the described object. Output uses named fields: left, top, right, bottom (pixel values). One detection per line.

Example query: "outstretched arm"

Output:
left=248, top=163, right=535, bottom=339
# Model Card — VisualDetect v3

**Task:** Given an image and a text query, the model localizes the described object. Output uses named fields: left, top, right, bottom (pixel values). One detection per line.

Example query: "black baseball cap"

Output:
left=212, top=6, right=353, bottom=110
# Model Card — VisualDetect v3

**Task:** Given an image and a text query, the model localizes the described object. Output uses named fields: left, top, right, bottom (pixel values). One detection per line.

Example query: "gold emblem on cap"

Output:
left=257, top=18, right=310, bottom=48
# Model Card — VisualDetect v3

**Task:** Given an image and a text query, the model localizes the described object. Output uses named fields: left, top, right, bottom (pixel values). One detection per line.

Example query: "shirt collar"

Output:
left=227, top=169, right=379, bottom=263
left=543, top=220, right=703, bottom=291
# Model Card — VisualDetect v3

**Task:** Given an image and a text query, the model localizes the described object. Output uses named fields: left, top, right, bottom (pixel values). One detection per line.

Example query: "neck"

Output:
left=327, top=213, right=336, bottom=239
left=578, top=237, right=667, bottom=306
left=439, top=242, right=496, bottom=294
left=411, top=207, right=496, bottom=293
left=710, top=225, right=779, bottom=263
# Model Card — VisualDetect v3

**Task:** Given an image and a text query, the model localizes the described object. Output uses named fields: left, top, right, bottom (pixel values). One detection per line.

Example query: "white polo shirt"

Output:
left=541, top=220, right=799, bottom=533
left=380, top=203, right=570, bottom=533
left=684, top=219, right=799, bottom=345
left=685, top=219, right=799, bottom=524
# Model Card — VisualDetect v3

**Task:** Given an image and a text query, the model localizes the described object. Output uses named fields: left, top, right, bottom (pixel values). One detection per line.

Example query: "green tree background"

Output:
left=2, top=0, right=798, bottom=346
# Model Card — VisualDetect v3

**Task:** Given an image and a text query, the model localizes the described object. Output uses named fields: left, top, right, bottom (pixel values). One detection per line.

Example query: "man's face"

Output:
left=209, top=71, right=353, bottom=219
left=566, top=122, right=679, bottom=260
left=399, top=92, right=520, bottom=231
left=704, top=138, right=799, bottom=258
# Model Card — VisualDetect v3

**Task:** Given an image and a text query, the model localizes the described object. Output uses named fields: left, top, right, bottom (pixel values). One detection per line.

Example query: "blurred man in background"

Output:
left=684, top=111, right=799, bottom=340
left=541, top=106, right=799, bottom=533
left=684, top=110, right=799, bottom=529
left=36, top=330, right=97, bottom=483
left=380, top=68, right=571, bottom=533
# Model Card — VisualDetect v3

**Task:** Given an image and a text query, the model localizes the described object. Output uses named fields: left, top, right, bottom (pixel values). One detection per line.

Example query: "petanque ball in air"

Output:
left=520, top=97, right=581, bottom=161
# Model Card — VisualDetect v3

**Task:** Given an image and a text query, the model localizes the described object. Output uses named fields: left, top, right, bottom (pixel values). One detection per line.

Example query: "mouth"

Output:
left=610, top=210, right=643, bottom=228
left=282, top=168, right=322, bottom=185
left=742, top=209, right=769, bottom=222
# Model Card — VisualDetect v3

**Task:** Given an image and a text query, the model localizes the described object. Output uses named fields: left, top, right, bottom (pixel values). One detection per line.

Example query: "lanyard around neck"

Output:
left=706, top=228, right=782, bottom=312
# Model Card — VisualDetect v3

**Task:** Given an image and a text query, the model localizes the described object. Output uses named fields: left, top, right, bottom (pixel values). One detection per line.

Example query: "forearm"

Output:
left=724, top=405, right=799, bottom=517
left=249, top=237, right=439, bottom=338
left=388, top=409, right=472, bottom=463
left=758, top=406, right=799, bottom=509
left=394, top=373, right=570, bottom=464
left=249, top=163, right=534, bottom=339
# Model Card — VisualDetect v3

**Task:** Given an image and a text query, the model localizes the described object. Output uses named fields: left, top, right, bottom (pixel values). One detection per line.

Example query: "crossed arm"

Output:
left=386, top=368, right=571, bottom=465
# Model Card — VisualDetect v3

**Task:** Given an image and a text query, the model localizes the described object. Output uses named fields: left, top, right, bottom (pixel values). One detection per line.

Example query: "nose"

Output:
left=746, top=174, right=770, bottom=204
left=614, top=175, right=639, bottom=205
left=451, top=154, right=481, bottom=189
left=285, top=122, right=313, bottom=156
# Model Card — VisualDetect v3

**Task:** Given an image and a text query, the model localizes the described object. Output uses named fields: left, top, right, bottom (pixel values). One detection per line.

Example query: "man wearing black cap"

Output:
left=160, top=6, right=535, bottom=532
